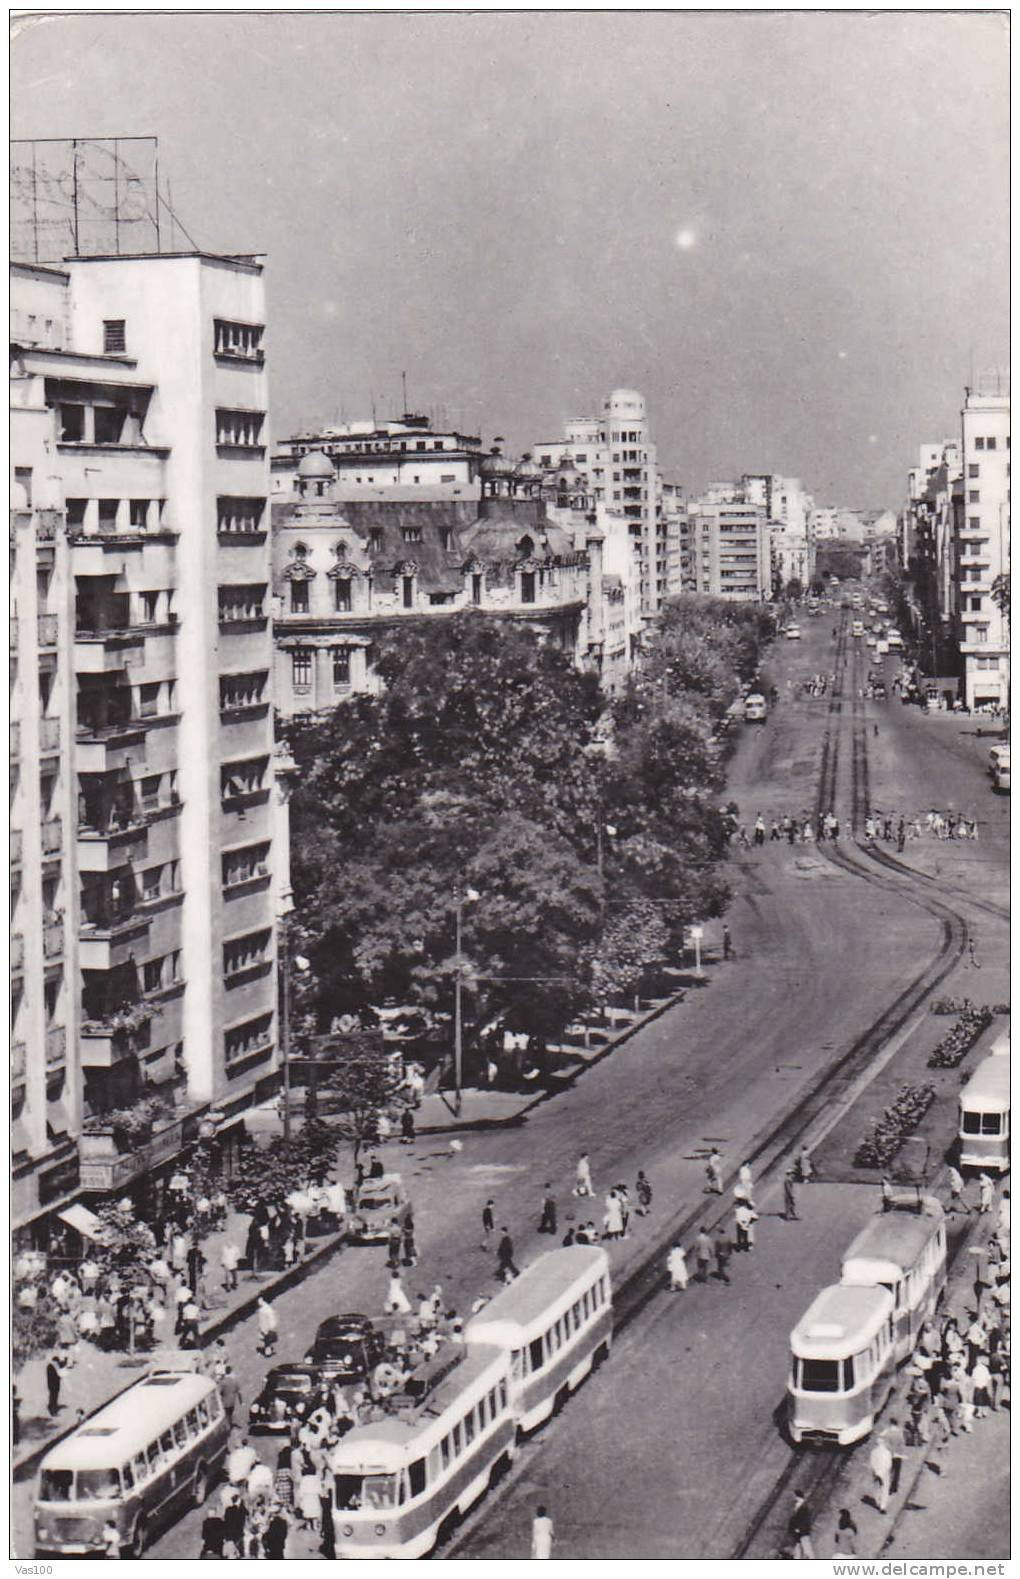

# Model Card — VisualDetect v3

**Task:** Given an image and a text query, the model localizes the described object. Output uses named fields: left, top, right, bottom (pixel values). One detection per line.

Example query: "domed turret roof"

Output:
left=479, top=447, right=515, bottom=480
left=555, top=453, right=582, bottom=490
left=514, top=453, right=541, bottom=481
left=296, top=450, right=336, bottom=479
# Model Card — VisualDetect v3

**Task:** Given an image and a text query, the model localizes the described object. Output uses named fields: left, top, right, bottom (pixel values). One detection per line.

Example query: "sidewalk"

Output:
left=13, top=1203, right=348, bottom=1480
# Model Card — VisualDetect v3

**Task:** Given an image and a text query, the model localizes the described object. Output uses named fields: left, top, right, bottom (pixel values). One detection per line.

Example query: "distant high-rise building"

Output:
left=686, top=484, right=771, bottom=601
left=956, top=380, right=1010, bottom=709
left=532, top=388, right=681, bottom=616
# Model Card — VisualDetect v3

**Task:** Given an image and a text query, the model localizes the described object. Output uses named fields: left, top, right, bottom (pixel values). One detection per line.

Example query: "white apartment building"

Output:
left=957, top=383, right=1010, bottom=709
left=686, top=487, right=771, bottom=601
left=532, top=388, right=680, bottom=616
left=743, top=474, right=816, bottom=589
left=11, top=253, right=288, bottom=1235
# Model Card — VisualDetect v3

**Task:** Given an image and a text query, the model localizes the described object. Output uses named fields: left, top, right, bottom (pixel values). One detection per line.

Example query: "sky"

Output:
left=10, top=10, right=1009, bottom=510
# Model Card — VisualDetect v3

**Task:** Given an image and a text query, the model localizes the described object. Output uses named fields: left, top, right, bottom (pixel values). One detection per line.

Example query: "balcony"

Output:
left=10, top=720, right=20, bottom=759
left=40, top=717, right=61, bottom=754
left=38, top=613, right=59, bottom=648
left=75, top=718, right=149, bottom=774
left=11, top=827, right=23, bottom=865
left=12, top=1041, right=27, bottom=1083
left=79, top=910, right=151, bottom=970
left=74, top=628, right=146, bottom=673
left=42, top=818, right=63, bottom=856
left=79, top=1108, right=192, bottom=1190
left=43, top=920, right=64, bottom=960
left=11, top=932, right=24, bottom=972
left=46, top=1026, right=67, bottom=1068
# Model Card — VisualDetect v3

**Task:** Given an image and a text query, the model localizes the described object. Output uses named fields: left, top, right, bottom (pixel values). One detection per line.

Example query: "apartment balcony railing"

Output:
left=11, top=932, right=24, bottom=971
left=79, top=1110, right=192, bottom=1191
left=46, top=1026, right=67, bottom=1067
left=43, top=921, right=64, bottom=960
left=11, top=827, right=24, bottom=864
left=42, top=818, right=63, bottom=856
left=12, top=1041, right=27, bottom=1082
left=38, top=613, right=59, bottom=647
left=40, top=717, right=61, bottom=752
left=36, top=510, right=61, bottom=544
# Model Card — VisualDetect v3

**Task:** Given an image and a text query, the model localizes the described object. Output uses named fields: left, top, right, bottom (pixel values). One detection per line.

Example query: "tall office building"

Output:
left=10, top=252, right=289, bottom=1236
left=532, top=388, right=680, bottom=616
left=686, top=486, right=772, bottom=600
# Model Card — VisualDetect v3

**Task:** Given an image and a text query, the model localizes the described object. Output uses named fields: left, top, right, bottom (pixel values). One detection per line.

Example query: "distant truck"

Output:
left=744, top=693, right=767, bottom=723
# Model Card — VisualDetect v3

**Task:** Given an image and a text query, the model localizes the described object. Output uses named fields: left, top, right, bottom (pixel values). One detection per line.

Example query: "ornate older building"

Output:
left=271, top=447, right=621, bottom=714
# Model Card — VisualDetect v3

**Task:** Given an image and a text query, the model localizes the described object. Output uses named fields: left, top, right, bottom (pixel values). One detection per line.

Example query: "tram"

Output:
left=464, top=1245, right=612, bottom=1431
left=840, top=1196, right=947, bottom=1362
left=787, top=1284, right=896, bottom=1445
left=959, top=1051, right=1011, bottom=1173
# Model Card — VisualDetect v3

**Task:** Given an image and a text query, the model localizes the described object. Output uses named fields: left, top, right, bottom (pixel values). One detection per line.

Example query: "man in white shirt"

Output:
left=227, top=1438, right=257, bottom=1486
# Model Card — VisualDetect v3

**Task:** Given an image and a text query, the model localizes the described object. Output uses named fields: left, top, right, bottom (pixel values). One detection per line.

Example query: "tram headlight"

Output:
left=375, top=1524, right=386, bottom=1536
left=342, top=1525, right=354, bottom=1538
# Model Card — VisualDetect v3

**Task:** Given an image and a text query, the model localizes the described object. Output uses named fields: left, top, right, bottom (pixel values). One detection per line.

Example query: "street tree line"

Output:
left=285, top=597, right=773, bottom=1073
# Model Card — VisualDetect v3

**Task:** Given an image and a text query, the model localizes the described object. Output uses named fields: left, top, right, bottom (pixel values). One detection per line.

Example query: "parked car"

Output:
left=785, top=625, right=802, bottom=640
left=992, top=752, right=1010, bottom=794
left=347, top=1174, right=409, bottom=1244
left=988, top=743, right=1010, bottom=776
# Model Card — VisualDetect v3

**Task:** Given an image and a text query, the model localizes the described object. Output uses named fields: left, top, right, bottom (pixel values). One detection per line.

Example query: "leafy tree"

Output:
left=314, top=1039, right=404, bottom=1169
left=785, top=577, right=803, bottom=602
left=92, top=1202, right=158, bottom=1285
left=991, top=573, right=1010, bottom=615
left=13, top=1257, right=59, bottom=1370
left=591, top=902, right=671, bottom=1003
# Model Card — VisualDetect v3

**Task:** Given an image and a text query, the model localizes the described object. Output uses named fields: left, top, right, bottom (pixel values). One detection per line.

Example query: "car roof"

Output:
left=316, top=1313, right=375, bottom=1334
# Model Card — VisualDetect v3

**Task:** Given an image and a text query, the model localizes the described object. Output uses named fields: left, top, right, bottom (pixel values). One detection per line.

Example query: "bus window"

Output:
left=408, top=1458, right=426, bottom=1499
left=39, top=1470, right=73, bottom=1501
left=981, top=1113, right=1003, bottom=1134
left=185, top=1409, right=200, bottom=1440
left=511, top=1347, right=526, bottom=1380
left=499, top=1379, right=508, bottom=1410
left=159, top=1430, right=174, bottom=1458
left=196, top=1398, right=210, bottom=1428
left=440, top=1435, right=451, bottom=1471
left=173, top=1419, right=188, bottom=1449
left=146, top=1442, right=161, bottom=1474
left=463, top=1407, right=476, bottom=1446
left=452, top=1422, right=462, bottom=1457
left=132, top=1453, right=148, bottom=1485
left=797, top=1358, right=841, bottom=1393
left=962, top=1112, right=982, bottom=1134
left=477, top=1393, right=488, bottom=1428
left=121, top=1460, right=135, bottom=1491
left=841, top=1357, right=855, bottom=1390
left=428, top=1445, right=442, bottom=1481
left=77, top=1468, right=122, bottom=1500
left=529, top=1337, right=544, bottom=1372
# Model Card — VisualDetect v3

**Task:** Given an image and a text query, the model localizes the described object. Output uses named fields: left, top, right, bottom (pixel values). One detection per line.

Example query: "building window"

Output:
left=222, top=841, right=270, bottom=890
left=520, top=571, right=536, bottom=604
left=224, top=1012, right=273, bottom=1066
left=969, top=491, right=980, bottom=504
left=220, top=671, right=267, bottom=711
left=472, top=573, right=483, bottom=606
left=292, top=651, right=312, bottom=692
left=60, top=403, right=86, bottom=442
left=103, top=320, right=126, bottom=354
left=440, top=529, right=454, bottom=550
left=975, top=436, right=985, bottom=450
left=94, top=406, right=127, bottom=445
left=402, top=527, right=422, bottom=544
left=218, top=584, right=266, bottom=623
left=970, top=517, right=981, bottom=529
left=402, top=576, right=415, bottom=609
left=221, top=756, right=269, bottom=803
left=213, top=320, right=264, bottom=361
left=290, top=580, right=309, bottom=614
left=217, top=497, right=266, bottom=535
left=224, top=929, right=271, bottom=982
left=369, top=529, right=383, bottom=554
left=970, top=595, right=983, bottom=612
left=98, top=498, right=119, bottom=533
left=332, top=648, right=351, bottom=689
left=969, top=464, right=980, bottom=479
left=334, top=578, right=352, bottom=613
left=129, top=499, right=149, bottom=529
left=440, top=474, right=456, bottom=485
left=216, top=409, right=265, bottom=449
left=986, top=437, right=997, bottom=450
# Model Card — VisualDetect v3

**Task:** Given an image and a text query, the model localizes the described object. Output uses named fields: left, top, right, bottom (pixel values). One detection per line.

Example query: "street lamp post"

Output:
left=690, top=924, right=704, bottom=978
left=278, top=903, right=293, bottom=1146
left=453, top=887, right=480, bottom=1117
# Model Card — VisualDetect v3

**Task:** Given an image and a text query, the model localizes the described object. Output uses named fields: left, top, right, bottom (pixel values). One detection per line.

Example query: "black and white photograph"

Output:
left=9, top=6, right=1009, bottom=1563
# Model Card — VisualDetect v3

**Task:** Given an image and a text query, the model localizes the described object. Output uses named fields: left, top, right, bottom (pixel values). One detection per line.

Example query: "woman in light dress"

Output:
left=667, top=1244, right=689, bottom=1292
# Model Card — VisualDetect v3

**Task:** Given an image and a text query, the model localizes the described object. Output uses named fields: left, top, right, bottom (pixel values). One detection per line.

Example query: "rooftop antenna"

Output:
left=371, top=394, right=377, bottom=427
left=401, top=370, right=408, bottom=415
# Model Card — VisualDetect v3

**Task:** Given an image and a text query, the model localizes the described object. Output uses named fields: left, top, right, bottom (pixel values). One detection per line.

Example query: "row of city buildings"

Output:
left=901, top=377, right=1010, bottom=710
left=8, top=240, right=884, bottom=1245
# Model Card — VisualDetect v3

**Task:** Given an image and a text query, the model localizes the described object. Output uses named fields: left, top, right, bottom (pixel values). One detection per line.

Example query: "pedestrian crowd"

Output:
left=863, top=808, right=980, bottom=847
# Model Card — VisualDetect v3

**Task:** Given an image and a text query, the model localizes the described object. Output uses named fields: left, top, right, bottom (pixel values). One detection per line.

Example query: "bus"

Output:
left=787, top=1284, right=896, bottom=1445
left=34, top=1368, right=228, bottom=1557
left=840, top=1196, right=946, bottom=1362
left=465, top=1246, right=612, bottom=1433
left=327, top=1344, right=515, bottom=1559
left=959, top=1051, right=1011, bottom=1173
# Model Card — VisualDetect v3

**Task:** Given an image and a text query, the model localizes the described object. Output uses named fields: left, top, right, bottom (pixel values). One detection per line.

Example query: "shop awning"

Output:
left=58, top=1203, right=106, bottom=1241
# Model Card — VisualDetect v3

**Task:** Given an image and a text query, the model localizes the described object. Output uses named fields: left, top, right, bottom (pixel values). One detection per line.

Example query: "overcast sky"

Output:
left=11, top=10, right=1009, bottom=509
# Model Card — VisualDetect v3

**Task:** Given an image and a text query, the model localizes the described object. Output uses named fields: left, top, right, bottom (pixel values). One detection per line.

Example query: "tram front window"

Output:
left=797, top=1358, right=852, bottom=1393
left=335, top=1473, right=399, bottom=1511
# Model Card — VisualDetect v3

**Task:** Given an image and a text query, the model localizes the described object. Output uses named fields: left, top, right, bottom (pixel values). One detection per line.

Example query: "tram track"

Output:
left=445, top=612, right=982, bottom=1562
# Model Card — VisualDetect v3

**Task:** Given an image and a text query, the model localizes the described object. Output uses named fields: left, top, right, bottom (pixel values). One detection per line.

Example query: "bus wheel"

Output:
left=490, top=1451, right=512, bottom=1488
left=553, top=1386, right=569, bottom=1416
left=593, top=1341, right=610, bottom=1368
left=129, top=1517, right=148, bottom=1558
left=192, top=1464, right=210, bottom=1506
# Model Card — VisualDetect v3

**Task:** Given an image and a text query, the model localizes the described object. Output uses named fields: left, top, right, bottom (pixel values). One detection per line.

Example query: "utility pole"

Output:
left=277, top=897, right=293, bottom=1145
left=453, top=896, right=464, bottom=1118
